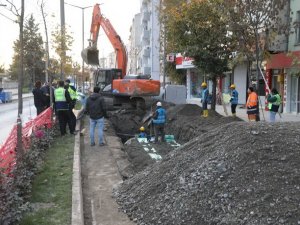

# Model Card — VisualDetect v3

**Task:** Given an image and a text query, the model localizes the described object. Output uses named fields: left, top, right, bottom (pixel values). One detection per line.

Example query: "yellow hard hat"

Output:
left=140, top=126, right=145, bottom=131
left=201, top=82, right=207, bottom=87
left=230, top=84, right=236, bottom=89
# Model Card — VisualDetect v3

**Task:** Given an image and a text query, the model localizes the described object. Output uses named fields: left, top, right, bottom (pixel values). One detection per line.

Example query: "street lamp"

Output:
left=65, top=2, right=93, bottom=93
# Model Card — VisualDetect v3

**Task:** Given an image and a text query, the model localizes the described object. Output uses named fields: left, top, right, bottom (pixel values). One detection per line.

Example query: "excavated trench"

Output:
left=108, top=103, right=241, bottom=177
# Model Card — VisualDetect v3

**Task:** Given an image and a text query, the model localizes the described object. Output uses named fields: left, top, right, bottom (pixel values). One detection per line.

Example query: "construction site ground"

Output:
left=79, top=102, right=300, bottom=225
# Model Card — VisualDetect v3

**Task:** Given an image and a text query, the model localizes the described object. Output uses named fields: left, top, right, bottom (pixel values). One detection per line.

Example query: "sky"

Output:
left=0, top=0, right=140, bottom=70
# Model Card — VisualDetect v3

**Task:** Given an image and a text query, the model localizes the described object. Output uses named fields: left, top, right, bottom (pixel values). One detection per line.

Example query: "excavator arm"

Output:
left=82, top=4, right=127, bottom=77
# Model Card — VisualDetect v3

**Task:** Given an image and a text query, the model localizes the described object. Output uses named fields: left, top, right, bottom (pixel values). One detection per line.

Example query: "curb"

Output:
left=105, top=120, right=134, bottom=179
left=71, top=120, right=84, bottom=225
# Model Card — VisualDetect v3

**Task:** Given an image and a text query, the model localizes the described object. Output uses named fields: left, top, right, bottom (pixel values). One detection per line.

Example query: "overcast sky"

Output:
left=0, top=0, right=140, bottom=69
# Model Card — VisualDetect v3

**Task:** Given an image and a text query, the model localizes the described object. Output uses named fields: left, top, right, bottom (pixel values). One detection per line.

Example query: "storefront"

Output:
left=266, top=51, right=300, bottom=113
left=175, top=54, right=207, bottom=104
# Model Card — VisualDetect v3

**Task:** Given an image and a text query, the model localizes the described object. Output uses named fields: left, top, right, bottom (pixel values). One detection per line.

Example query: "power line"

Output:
left=0, top=11, right=15, bottom=22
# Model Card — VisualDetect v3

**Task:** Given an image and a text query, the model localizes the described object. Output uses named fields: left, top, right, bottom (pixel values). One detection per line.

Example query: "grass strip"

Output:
left=20, top=134, right=74, bottom=225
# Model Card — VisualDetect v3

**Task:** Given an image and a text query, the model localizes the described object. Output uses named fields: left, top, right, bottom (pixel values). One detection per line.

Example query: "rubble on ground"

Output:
left=114, top=122, right=300, bottom=225
left=113, top=104, right=240, bottom=176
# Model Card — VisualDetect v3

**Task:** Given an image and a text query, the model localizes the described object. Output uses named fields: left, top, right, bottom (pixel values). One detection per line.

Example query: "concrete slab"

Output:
left=81, top=118, right=135, bottom=225
left=72, top=121, right=84, bottom=225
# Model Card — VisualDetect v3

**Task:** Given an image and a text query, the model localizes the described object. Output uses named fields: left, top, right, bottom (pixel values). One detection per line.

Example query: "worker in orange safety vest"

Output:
left=246, top=87, right=258, bottom=122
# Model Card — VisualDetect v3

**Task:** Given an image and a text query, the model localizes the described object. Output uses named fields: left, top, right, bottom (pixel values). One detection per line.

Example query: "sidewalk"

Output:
left=79, top=119, right=135, bottom=225
left=12, top=93, right=33, bottom=101
left=215, top=104, right=300, bottom=122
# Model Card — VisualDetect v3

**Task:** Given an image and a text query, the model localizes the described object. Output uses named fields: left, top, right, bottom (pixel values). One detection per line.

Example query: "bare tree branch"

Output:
left=5, top=0, right=20, bottom=16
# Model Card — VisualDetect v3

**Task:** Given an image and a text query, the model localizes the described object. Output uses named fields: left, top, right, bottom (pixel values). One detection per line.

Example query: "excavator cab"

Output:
left=93, top=69, right=122, bottom=92
left=81, top=47, right=99, bottom=66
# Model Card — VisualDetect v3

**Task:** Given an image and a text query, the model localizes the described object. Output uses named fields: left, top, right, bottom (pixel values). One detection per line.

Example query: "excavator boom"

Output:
left=82, top=4, right=161, bottom=106
left=82, top=4, right=127, bottom=76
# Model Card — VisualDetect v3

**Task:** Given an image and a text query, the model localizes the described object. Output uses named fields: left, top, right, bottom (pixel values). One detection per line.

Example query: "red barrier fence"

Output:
left=0, top=108, right=53, bottom=172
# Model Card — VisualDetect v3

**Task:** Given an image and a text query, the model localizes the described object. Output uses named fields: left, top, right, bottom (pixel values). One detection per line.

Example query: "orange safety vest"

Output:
left=246, top=92, right=258, bottom=108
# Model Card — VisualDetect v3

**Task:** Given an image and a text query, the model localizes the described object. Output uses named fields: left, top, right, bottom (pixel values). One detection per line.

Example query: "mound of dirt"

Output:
left=114, top=122, right=300, bottom=225
left=115, top=104, right=240, bottom=176
left=109, top=109, right=146, bottom=142
left=166, top=104, right=241, bottom=143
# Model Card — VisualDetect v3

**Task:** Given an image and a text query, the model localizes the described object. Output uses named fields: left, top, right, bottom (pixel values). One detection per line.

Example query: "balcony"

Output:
left=142, top=11, right=150, bottom=22
left=142, top=30, right=150, bottom=41
left=142, top=46, right=151, bottom=57
left=143, top=66, right=151, bottom=75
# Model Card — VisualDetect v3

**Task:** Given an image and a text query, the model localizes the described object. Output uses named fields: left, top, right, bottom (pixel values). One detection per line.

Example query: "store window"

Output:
left=296, top=11, right=300, bottom=44
left=190, top=70, right=203, bottom=98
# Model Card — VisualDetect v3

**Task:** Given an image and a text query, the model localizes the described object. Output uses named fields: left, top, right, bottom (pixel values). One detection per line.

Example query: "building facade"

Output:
left=267, top=0, right=300, bottom=114
left=128, top=0, right=161, bottom=81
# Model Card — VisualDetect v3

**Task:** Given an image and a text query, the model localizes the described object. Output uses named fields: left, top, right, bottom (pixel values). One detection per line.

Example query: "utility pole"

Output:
left=60, top=0, right=65, bottom=80
left=65, top=2, right=93, bottom=93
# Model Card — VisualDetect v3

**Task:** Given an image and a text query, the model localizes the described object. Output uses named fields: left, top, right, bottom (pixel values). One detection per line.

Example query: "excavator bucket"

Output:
left=81, top=47, right=99, bottom=65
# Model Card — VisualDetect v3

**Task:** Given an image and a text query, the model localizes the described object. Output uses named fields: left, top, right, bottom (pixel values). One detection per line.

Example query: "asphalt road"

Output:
left=0, top=97, right=35, bottom=145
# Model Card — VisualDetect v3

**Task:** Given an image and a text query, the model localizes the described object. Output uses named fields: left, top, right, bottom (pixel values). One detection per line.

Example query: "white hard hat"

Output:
left=156, top=102, right=162, bottom=107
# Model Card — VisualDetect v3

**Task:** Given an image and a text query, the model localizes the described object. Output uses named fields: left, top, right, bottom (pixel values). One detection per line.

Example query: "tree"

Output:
left=51, top=25, right=74, bottom=80
left=163, top=0, right=235, bottom=110
left=223, top=0, right=285, bottom=91
left=159, top=0, right=183, bottom=84
left=0, top=64, right=5, bottom=73
left=5, top=0, right=25, bottom=160
left=9, top=14, right=45, bottom=88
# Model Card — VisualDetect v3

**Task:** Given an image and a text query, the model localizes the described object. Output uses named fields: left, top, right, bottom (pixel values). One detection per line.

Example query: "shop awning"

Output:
left=266, top=51, right=300, bottom=69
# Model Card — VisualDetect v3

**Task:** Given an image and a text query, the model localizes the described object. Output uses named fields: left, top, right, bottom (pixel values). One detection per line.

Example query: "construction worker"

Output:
left=267, top=88, right=281, bottom=122
left=152, top=101, right=166, bottom=143
left=65, top=79, right=78, bottom=134
left=201, top=82, right=209, bottom=117
left=138, top=126, right=147, bottom=138
left=85, top=86, right=107, bottom=146
left=54, top=80, right=72, bottom=136
left=229, top=84, right=239, bottom=117
left=246, top=87, right=258, bottom=122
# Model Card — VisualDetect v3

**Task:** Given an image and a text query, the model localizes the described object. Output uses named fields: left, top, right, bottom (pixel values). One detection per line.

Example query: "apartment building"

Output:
left=128, top=0, right=160, bottom=81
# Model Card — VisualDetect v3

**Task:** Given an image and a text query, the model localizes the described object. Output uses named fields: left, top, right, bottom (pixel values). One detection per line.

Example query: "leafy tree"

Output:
left=163, top=0, right=235, bottom=110
left=51, top=25, right=74, bottom=79
left=223, top=0, right=285, bottom=90
left=0, top=64, right=5, bottom=73
left=9, top=14, right=45, bottom=88
left=160, top=0, right=183, bottom=83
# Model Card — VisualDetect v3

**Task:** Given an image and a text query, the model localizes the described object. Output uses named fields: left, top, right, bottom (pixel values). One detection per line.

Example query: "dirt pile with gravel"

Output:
left=113, top=104, right=240, bottom=177
left=114, top=122, right=300, bottom=225
left=166, top=104, right=241, bottom=143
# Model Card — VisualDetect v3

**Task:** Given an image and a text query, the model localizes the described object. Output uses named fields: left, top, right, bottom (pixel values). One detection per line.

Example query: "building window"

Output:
left=296, top=11, right=300, bottom=44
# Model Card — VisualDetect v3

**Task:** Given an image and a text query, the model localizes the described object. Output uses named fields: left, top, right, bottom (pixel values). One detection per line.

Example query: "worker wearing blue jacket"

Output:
left=152, top=102, right=166, bottom=143
left=230, top=84, right=239, bottom=117
left=201, top=82, right=209, bottom=117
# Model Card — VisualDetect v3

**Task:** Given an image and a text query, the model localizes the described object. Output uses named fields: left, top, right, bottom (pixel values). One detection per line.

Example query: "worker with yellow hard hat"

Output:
left=138, top=126, right=147, bottom=138
left=201, top=82, right=209, bottom=117
left=229, top=84, right=239, bottom=117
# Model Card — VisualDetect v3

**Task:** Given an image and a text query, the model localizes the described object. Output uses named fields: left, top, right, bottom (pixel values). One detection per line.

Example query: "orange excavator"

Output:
left=81, top=4, right=160, bottom=108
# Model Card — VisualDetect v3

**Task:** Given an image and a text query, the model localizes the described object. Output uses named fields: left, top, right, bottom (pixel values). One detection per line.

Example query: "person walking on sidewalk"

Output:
left=152, top=101, right=166, bottom=143
left=32, top=80, right=46, bottom=115
left=201, top=82, right=209, bottom=117
left=54, top=80, right=72, bottom=136
left=65, top=79, right=78, bottom=134
left=246, top=87, right=258, bottom=122
left=267, top=88, right=281, bottom=122
left=85, top=86, right=107, bottom=146
left=229, top=84, right=239, bottom=117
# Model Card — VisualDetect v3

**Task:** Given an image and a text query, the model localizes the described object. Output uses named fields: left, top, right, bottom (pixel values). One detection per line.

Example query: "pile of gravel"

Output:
left=114, top=122, right=300, bottom=225
left=118, top=104, right=241, bottom=176
left=166, top=104, right=241, bottom=143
